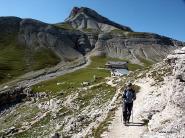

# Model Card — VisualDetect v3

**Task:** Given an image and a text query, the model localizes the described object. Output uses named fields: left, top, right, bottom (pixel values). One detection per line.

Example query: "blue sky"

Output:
left=0, top=0, right=185, bottom=41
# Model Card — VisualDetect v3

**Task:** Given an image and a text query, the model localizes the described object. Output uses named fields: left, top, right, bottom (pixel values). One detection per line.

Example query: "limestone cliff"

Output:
left=65, top=7, right=133, bottom=32
left=133, top=47, right=185, bottom=137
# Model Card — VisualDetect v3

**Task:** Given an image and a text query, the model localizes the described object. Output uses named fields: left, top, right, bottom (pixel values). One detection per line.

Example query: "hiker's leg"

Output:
left=127, top=102, right=133, bottom=122
left=123, top=102, right=128, bottom=123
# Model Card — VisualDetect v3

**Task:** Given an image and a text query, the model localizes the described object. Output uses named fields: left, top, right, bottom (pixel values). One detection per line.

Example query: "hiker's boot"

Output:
left=124, top=120, right=127, bottom=126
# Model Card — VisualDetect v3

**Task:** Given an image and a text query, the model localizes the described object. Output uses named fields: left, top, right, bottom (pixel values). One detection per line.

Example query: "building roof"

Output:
left=105, top=61, right=128, bottom=66
left=114, top=69, right=129, bottom=75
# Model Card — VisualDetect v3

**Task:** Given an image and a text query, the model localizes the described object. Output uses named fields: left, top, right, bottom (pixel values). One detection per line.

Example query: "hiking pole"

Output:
left=121, top=102, right=123, bottom=124
left=132, top=104, right=134, bottom=123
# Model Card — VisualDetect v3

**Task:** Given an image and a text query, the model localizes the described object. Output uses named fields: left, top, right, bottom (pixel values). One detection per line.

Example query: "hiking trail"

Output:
left=101, top=81, right=152, bottom=138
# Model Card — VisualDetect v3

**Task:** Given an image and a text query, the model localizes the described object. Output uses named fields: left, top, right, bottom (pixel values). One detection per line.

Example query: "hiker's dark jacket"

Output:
left=122, top=88, right=136, bottom=103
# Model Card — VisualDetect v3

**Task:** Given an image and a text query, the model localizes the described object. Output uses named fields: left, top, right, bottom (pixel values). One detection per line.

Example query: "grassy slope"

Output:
left=32, top=56, right=111, bottom=95
left=14, top=114, right=51, bottom=138
left=31, top=48, right=61, bottom=70
left=14, top=85, right=116, bottom=138
left=32, top=56, right=148, bottom=95
left=76, top=83, right=116, bottom=109
left=6, top=56, right=151, bottom=137
left=54, top=23, right=74, bottom=30
left=14, top=56, right=117, bottom=137
left=110, top=29, right=152, bottom=38
left=91, top=110, right=115, bottom=138
left=139, top=57, right=154, bottom=67
left=0, top=35, right=60, bottom=83
left=0, top=103, right=41, bottom=131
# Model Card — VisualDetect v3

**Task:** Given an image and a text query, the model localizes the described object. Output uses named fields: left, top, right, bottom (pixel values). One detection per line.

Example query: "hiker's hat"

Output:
left=127, top=83, right=132, bottom=87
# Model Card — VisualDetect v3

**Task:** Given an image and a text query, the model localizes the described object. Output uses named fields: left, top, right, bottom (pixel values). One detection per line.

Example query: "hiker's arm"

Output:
left=122, top=89, right=126, bottom=99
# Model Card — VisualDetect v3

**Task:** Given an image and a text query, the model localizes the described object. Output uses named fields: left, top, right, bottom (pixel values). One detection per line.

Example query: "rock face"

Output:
left=0, top=85, right=31, bottom=110
left=63, top=7, right=185, bottom=62
left=167, top=47, right=185, bottom=82
left=18, top=18, right=84, bottom=61
left=65, top=7, right=133, bottom=32
left=91, top=32, right=181, bottom=62
left=135, top=47, right=185, bottom=137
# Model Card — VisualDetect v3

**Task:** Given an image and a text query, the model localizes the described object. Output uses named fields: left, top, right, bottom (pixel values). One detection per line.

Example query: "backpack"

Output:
left=123, top=89, right=135, bottom=103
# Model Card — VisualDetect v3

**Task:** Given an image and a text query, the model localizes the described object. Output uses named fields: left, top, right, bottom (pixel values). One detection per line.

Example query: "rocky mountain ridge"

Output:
left=1, top=7, right=185, bottom=69
left=64, top=7, right=133, bottom=32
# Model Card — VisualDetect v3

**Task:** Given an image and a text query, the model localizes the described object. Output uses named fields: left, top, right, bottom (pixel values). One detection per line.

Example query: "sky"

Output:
left=0, top=0, right=185, bottom=41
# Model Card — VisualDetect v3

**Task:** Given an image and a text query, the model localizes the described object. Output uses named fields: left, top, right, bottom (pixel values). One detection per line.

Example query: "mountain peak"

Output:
left=66, top=7, right=102, bottom=21
left=65, top=7, right=133, bottom=32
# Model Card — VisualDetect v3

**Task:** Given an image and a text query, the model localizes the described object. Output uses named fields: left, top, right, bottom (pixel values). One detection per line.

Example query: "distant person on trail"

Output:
left=122, top=83, right=136, bottom=125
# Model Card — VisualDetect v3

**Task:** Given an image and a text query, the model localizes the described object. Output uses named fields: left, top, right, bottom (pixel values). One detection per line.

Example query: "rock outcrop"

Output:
left=18, top=18, right=84, bottom=61
left=135, top=47, right=185, bottom=137
left=0, top=85, right=31, bottom=110
left=65, top=7, right=133, bottom=32
left=91, top=32, right=181, bottom=62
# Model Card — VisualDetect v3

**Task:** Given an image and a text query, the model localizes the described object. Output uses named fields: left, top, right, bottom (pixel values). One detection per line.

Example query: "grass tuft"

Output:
left=91, top=110, right=115, bottom=138
left=54, top=23, right=74, bottom=30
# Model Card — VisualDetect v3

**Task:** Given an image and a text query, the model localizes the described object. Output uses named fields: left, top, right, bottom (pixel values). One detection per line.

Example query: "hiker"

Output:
left=51, top=133, right=60, bottom=138
left=122, top=83, right=136, bottom=125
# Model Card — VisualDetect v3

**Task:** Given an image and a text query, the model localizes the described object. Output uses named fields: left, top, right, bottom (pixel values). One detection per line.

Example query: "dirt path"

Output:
left=101, top=81, right=151, bottom=138
left=20, top=56, right=91, bottom=87
left=0, top=56, right=91, bottom=91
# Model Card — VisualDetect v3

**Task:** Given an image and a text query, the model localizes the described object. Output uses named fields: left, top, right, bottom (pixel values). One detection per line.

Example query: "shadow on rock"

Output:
left=125, top=122, right=145, bottom=126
